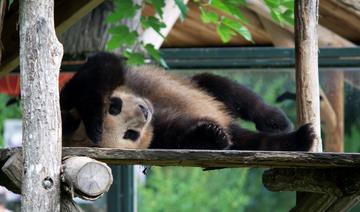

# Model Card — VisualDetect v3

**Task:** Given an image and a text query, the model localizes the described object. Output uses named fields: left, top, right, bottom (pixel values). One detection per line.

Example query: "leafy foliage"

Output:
left=139, top=167, right=251, bottom=212
left=106, top=0, right=296, bottom=65
left=0, top=94, right=21, bottom=147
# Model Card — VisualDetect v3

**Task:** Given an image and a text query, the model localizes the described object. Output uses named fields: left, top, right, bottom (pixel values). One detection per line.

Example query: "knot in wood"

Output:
left=42, top=177, right=54, bottom=190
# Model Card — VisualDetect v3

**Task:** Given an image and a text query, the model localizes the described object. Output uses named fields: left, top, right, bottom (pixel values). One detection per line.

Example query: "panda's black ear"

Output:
left=60, top=52, right=127, bottom=144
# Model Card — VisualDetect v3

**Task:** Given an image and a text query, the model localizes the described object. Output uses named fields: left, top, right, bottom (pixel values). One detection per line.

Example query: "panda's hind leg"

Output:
left=229, top=123, right=315, bottom=151
left=191, top=73, right=293, bottom=133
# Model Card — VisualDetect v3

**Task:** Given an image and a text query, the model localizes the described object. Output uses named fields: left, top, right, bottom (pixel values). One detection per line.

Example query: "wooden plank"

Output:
left=2, top=148, right=360, bottom=168
left=0, top=0, right=103, bottom=76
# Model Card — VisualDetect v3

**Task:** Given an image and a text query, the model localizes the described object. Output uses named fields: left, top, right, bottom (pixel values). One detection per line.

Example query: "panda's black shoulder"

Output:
left=77, top=52, right=128, bottom=89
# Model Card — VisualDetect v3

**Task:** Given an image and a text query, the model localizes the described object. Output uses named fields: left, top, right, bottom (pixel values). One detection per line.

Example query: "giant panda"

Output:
left=60, top=52, right=315, bottom=151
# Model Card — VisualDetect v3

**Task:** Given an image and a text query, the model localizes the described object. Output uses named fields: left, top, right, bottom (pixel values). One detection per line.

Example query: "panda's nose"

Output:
left=138, top=104, right=149, bottom=120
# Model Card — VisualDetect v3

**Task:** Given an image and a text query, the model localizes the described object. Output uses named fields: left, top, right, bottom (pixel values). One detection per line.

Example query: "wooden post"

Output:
left=295, top=0, right=322, bottom=152
left=19, top=0, right=64, bottom=211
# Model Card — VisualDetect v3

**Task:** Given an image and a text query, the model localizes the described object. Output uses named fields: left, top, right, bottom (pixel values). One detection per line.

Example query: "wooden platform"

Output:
left=1, top=147, right=360, bottom=168
left=2, top=147, right=360, bottom=211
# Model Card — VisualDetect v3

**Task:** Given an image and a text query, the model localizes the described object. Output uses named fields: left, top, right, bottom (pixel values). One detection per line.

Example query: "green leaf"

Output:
left=144, top=43, right=169, bottom=68
left=106, top=26, right=138, bottom=50
left=281, top=0, right=294, bottom=11
left=148, top=0, right=166, bottom=18
left=144, top=43, right=161, bottom=61
left=210, top=0, right=248, bottom=24
left=282, top=9, right=294, bottom=25
left=217, top=23, right=236, bottom=43
left=223, top=18, right=253, bottom=42
left=106, top=0, right=140, bottom=23
left=200, top=7, right=218, bottom=24
left=174, top=0, right=188, bottom=21
left=237, top=26, right=253, bottom=42
left=124, top=51, right=145, bottom=66
left=270, top=10, right=284, bottom=24
left=141, top=16, right=166, bottom=37
left=264, top=0, right=280, bottom=9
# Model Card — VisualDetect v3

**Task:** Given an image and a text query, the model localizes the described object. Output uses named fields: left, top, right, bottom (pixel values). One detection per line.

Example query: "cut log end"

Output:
left=62, top=156, right=113, bottom=200
left=76, top=161, right=113, bottom=197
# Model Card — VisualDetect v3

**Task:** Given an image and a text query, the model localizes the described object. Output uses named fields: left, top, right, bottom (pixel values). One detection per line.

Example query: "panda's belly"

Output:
left=126, top=66, right=232, bottom=128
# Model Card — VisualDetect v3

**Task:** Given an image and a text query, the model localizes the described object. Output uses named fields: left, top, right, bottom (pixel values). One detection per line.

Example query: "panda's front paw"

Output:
left=183, top=120, right=232, bottom=149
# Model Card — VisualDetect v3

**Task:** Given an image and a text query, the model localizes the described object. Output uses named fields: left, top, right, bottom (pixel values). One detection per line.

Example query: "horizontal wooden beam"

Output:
left=2, top=147, right=360, bottom=168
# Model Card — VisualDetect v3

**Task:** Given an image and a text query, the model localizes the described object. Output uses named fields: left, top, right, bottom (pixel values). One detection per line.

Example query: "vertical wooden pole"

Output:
left=295, top=0, right=322, bottom=152
left=19, top=0, right=63, bottom=211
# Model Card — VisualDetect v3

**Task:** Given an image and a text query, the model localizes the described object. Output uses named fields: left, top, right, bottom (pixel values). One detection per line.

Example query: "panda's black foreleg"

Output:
left=229, top=123, right=315, bottom=151
left=150, top=114, right=231, bottom=149
left=191, top=73, right=293, bottom=133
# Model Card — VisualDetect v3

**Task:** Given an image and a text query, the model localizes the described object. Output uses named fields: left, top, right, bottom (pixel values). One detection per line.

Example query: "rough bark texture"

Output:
left=291, top=193, right=338, bottom=212
left=1, top=148, right=356, bottom=168
left=263, top=168, right=360, bottom=196
left=295, top=0, right=322, bottom=152
left=19, top=0, right=64, bottom=211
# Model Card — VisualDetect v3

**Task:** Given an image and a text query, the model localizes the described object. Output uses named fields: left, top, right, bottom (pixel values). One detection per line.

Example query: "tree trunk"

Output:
left=295, top=0, right=322, bottom=152
left=19, top=0, right=63, bottom=211
left=60, top=0, right=143, bottom=55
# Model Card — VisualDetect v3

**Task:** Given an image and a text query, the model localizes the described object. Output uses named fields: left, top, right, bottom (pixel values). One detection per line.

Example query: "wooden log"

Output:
left=0, top=153, right=112, bottom=210
left=0, top=153, right=112, bottom=200
left=327, top=195, right=360, bottom=212
left=263, top=168, right=360, bottom=196
left=1, top=148, right=360, bottom=169
left=1, top=152, right=22, bottom=193
left=291, top=193, right=337, bottom=212
left=0, top=148, right=360, bottom=170
left=19, top=0, right=64, bottom=211
left=295, top=0, right=321, bottom=152
left=62, top=156, right=113, bottom=200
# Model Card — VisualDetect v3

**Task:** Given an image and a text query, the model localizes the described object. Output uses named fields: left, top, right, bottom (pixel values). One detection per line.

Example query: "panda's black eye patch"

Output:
left=123, top=129, right=140, bottom=141
left=109, top=97, right=122, bottom=115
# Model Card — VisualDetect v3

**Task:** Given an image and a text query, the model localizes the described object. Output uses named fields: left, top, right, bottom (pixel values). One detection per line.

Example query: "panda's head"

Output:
left=61, top=52, right=154, bottom=149
left=62, top=88, right=154, bottom=149
left=100, top=87, right=154, bottom=148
